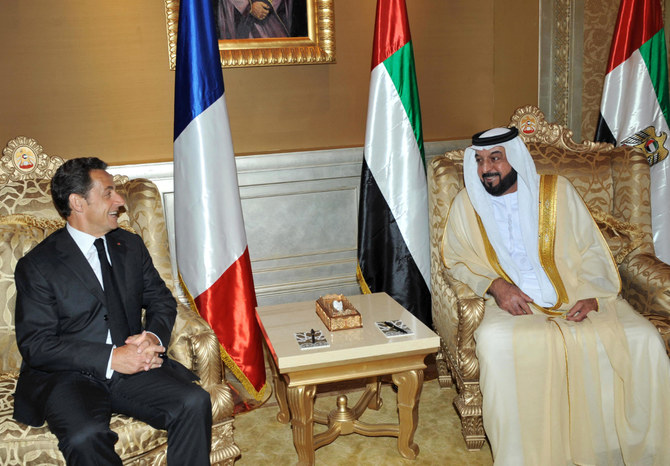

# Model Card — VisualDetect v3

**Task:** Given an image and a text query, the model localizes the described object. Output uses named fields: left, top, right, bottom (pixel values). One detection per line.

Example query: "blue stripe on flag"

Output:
left=174, top=0, right=225, bottom=141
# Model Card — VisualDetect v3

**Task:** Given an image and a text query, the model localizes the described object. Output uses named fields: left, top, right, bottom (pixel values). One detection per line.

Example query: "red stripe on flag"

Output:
left=371, top=0, right=411, bottom=70
left=194, top=248, right=265, bottom=393
left=606, top=0, right=663, bottom=72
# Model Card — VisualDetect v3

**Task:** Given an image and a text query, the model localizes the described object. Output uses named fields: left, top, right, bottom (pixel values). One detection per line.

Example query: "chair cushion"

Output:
left=0, top=221, right=55, bottom=373
left=0, top=373, right=64, bottom=464
left=0, top=180, right=61, bottom=220
left=116, top=179, right=176, bottom=296
left=0, top=374, right=168, bottom=464
left=0, top=215, right=138, bottom=375
left=528, top=142, right=615, bottom=215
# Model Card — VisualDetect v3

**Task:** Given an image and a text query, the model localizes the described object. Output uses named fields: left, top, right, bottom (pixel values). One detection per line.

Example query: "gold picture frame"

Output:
left=165, top=0, right=336, bottom=69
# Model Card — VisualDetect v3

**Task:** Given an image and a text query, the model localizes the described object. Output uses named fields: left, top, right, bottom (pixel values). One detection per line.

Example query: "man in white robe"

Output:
left=441, top=127, right=670, bottom=465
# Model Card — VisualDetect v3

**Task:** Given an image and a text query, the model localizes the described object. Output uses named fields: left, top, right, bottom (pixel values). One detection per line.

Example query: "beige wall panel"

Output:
left=408, top=0, right=495, bottom=140
left=0, top=0, right=539, bottom=165
left=494, top=0, right=539, bottom=124
left=0, top=1, right=173, bottom=164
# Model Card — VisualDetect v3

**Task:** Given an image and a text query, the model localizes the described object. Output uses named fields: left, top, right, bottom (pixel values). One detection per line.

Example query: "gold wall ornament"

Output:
left=1, top=136, right=64, bottom=183
left=165, top=0, right=336, bottom=69
left=620, top=126, right=670, bottom=167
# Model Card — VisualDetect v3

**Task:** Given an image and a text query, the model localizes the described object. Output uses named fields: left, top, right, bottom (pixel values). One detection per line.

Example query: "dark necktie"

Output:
left=94, top=238, right=130, bottom=346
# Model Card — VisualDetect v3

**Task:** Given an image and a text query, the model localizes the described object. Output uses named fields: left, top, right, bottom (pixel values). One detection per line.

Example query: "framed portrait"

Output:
left=165, top=0, right=336, bottom=68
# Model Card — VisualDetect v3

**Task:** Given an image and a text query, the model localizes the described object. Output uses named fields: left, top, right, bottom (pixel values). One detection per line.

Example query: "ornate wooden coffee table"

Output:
left=255, top=292, right=440, bottom=465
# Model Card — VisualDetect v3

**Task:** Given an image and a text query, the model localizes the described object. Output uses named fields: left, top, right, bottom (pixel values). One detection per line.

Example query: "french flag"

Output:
left=173, top=0, right=266, bottom=399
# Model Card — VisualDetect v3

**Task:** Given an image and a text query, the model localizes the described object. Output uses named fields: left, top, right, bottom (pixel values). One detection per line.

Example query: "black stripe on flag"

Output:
left=357, top=159, right=432, bottom=326
left=594, top=113, right=617, bottom=145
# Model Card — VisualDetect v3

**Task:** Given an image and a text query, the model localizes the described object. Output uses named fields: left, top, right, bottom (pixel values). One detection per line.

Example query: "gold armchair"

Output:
left=0, top=137, right=241, bottom=464
left=428, top=105, right=670, bottom=450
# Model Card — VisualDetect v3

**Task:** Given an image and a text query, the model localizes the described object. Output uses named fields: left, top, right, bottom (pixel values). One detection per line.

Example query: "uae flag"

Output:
left=595, top=0, right=670, bottom=263
left=173, top=0, right=266, bottom=399
left=357, top=0, right=431, bottom=325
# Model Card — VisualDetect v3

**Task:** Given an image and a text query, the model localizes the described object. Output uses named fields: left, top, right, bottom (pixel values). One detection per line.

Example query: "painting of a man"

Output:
left=214, top=0, right=307, bottom=40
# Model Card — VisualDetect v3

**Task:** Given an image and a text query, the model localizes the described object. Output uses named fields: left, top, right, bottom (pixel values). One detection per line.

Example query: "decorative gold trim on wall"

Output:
left=552, top=0, right=572, bottom=128
left=539, top=0, right=579, bottom=135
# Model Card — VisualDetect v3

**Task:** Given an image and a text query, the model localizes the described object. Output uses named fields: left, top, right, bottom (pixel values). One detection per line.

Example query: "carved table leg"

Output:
left=392, top=369, right=423, bottom=459
left=266, top=348, right=290, bottom=423
left=287, top=384, right=317, bottom=466
left=366, top=376, right=383, bottom=410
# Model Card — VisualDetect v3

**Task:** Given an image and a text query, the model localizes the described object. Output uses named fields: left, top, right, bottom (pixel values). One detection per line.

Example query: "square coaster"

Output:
left=375, top=320, right=413, bottom=337
left=295, top=329, right=329, bottom=349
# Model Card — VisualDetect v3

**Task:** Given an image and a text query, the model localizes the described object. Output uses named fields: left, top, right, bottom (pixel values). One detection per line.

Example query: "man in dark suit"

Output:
left=13, top=157, right=212, bottom=465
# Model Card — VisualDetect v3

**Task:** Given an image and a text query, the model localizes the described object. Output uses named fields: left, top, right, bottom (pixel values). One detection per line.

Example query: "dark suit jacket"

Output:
left=13, top=227, right=186, bottom=426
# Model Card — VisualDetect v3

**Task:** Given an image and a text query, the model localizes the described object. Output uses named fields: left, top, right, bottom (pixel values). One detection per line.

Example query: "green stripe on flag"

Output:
left=383, top=42, right=425, bottom=165
left=639, top=29, right=670, bottom=124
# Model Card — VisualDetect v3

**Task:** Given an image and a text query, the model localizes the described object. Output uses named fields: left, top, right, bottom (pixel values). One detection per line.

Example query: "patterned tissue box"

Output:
left=315, top=294, right=362, bottom=331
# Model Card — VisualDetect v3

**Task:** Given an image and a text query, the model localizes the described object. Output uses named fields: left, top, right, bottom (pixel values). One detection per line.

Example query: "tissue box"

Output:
left=315, top=294, right=362, bottom=331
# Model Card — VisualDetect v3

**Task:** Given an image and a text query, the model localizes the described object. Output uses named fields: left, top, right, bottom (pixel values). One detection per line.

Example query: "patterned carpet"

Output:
left=231, top=363, right=493, bottom=465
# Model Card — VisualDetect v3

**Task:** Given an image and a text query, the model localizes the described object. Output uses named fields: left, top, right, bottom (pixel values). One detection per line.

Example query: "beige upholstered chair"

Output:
left=0, top=136, right=240, bottom=464
left=428, top=105, right=670, bottom=450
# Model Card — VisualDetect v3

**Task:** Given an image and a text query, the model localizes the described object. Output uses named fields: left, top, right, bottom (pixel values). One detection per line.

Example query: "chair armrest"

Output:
left=444, top=274, right=485, bottom=379
left=168, top=302, right=235, bottom=423
left=619, top=252, right=670, bottom=356
left=619, top=252, right=670, bottom=317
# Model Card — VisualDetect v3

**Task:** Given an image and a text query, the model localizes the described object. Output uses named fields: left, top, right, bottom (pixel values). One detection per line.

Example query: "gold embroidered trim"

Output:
left=537, top=175, right=569, bottom=313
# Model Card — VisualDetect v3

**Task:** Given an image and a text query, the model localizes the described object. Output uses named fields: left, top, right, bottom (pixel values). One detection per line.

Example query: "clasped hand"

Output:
left=251, top=1, right=270, bottom=20
left=111, top=331, right=165, bottom=375
left=488, top=278, right=598, bottom=322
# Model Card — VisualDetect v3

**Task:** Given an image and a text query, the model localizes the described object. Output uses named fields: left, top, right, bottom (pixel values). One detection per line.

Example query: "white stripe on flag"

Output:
left=364, top=64, right=430, bottom=288
left=601, top=50, right=670, bottom=143
left=174, top=95, right=247, bottom=297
